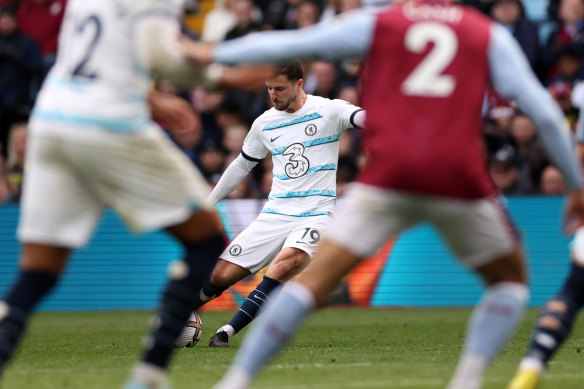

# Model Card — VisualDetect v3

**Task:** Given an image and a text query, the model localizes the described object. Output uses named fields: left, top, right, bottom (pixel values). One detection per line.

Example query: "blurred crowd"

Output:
left=0, top=0, right=583, bottom=204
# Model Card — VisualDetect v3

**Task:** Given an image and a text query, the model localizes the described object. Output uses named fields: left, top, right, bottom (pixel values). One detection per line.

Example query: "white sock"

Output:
left=448, top=282, right=528, bottom=389
left=211, top=366, right=253, bottom=389
left=218, top=324, right=235, bottom=339
left=132, top=362, right=167, bottom=385
left=446, top=354, right=488, bottom=389
left=519, top=356, right=545, bottom=374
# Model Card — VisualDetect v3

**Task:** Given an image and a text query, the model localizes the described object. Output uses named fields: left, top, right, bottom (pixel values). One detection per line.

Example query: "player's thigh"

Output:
left=282, top=214, right=332, bottom=258
left=219, top=216, right=290, bottom=274
left=90, top=127, right=211, bottom=233
left=429, top=196, right=518, bottom=268
left=18, top=134, right=103, bottom=248
left=326, top=183, right=421, bottom=258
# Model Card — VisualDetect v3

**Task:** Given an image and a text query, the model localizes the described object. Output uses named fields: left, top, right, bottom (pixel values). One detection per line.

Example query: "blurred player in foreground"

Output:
left=200, top=59, right=364, bottom=348
left=0, top=1, right=268, bottom=389
left=182, top=2, right=584, bottom=389
left=508, top=107, right=584, bottom=389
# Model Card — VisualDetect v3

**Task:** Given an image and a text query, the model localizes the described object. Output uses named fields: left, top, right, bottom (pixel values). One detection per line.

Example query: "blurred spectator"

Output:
left=548, top=79, right=579, bottom=127
left=543, top=0, right=584, bottom=78
left=548, top=44, right=583, bottom=84
left=261, top=0, right=303, bottom=30
left=484, top=88, right=516, bottom=136
left=340, top=0, right=361, bottom=13
left=305, top=61, right=340, bottom=99
left=337, top=85, right=360, bottom=106
left=321, top=0, right=342, bottom=22
left=489, top=143, right=522, bottom=194
left=198, top=138, right=228, bottom=184
left=339, top=129, right=359, bottom=159
left=540, top=165, right=566, bottom=194
left=0, top=5, right=42, bottom=158
left=5, top=122, right=26, bottom=201
left=222, top=123, right=248, bottom=158
left=488, top=0, right=539, bottom=70
left=201, top=0, right=237, bottom=42
left=488, top=136, right=539, bottom=195
left=509, top=113, right=548, bottom=189
left=336, top=156, right=358, bottom=197
left=17, top=0, right=65, bottom=73
left=225, top=0, right=262, bottom=40
left=294, top=0, right=322, bottom=28
left=259, top=169, right=273, bottom=197
left=0, top=152, right=10, bottom=203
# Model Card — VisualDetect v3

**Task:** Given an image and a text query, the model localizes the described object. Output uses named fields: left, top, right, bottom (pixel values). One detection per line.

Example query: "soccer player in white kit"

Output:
left=200, top=60, right=366, bottom=347
left=0, top=1, right=241, bottom=388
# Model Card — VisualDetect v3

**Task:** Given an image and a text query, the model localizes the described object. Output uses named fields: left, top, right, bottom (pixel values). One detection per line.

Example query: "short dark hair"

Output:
left=274, top=60, right=303, bottom=82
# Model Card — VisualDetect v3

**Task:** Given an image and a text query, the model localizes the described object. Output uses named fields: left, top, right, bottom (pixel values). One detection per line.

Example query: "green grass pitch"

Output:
left=3, top=308, right=584, bottom=389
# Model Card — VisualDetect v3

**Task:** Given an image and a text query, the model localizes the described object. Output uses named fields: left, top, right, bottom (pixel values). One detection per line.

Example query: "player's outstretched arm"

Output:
left=489, top=25, right=583, bottom=189
left=186, top=10, right=377, bottom=66
left=208, top=154, right=259, bottom=205
left=133, top=14, right=209, bottom=88
left=489, top=24, right=584, bottom=232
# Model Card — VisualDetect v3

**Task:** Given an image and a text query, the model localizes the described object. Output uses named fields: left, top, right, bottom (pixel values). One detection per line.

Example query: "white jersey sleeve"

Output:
left=329, top=99, right=363, bottom=134
left=241, top=120, right=270, bottom=161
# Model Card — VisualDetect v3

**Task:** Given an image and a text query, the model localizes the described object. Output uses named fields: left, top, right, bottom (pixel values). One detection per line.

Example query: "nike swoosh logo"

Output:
left=270, top=135, right=283, bottom=142
left=253, top=294, right=266, bottom=302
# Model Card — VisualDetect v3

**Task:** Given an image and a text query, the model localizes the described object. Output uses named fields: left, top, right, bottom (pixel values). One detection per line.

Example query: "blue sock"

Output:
left=231, top=282, right=315, bottom=376
left=143, top=234, right=226, bottom=369
left=525, top=263, right=584, bottom=365
left=228, top=276, right=281, bottom=334
left=0, top=270, right=58, bottom=366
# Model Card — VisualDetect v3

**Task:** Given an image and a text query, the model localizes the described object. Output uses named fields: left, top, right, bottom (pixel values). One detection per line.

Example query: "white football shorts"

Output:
left=18, top=122, right=211, bottom=248
left=326, top=183, right=518, bottom=268
left=220, top=212, right=332, bottom=273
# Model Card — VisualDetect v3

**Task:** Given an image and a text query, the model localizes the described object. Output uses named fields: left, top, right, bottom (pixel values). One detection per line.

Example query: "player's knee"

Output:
left=269, top=255, right=309, bottom=281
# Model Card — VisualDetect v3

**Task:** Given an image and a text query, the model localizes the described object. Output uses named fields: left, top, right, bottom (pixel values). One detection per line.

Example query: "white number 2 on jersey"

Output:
left=401, top=22, right=458, bottom=97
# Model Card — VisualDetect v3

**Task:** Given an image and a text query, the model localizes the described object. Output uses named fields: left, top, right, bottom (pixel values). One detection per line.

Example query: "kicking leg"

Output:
left=203, top=259, right=251, bottom=347
left=211, top=247, right=309, bottom=347
left=212, top=240, right=362, bottom=389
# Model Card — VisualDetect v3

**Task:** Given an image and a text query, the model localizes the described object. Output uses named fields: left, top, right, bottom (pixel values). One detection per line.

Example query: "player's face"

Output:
left=266, top=75, right=300, bottom=111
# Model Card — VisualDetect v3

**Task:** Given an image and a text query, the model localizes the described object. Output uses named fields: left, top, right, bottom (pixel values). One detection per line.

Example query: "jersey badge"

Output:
left=229, top=244, right=243, bottom=256
left=305, top=124, right=317, bottom=136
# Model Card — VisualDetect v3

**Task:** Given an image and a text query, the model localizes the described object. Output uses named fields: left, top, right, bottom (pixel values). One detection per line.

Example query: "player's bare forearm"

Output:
left=179, top=36, right=215, bottom=64
left=148, top=91, right=201, bottom=147
left=218, top=65, right=277, bottom=90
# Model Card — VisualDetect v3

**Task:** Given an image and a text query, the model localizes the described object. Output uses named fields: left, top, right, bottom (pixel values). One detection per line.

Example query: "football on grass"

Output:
left=175, top=311, right=203, bottom=348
